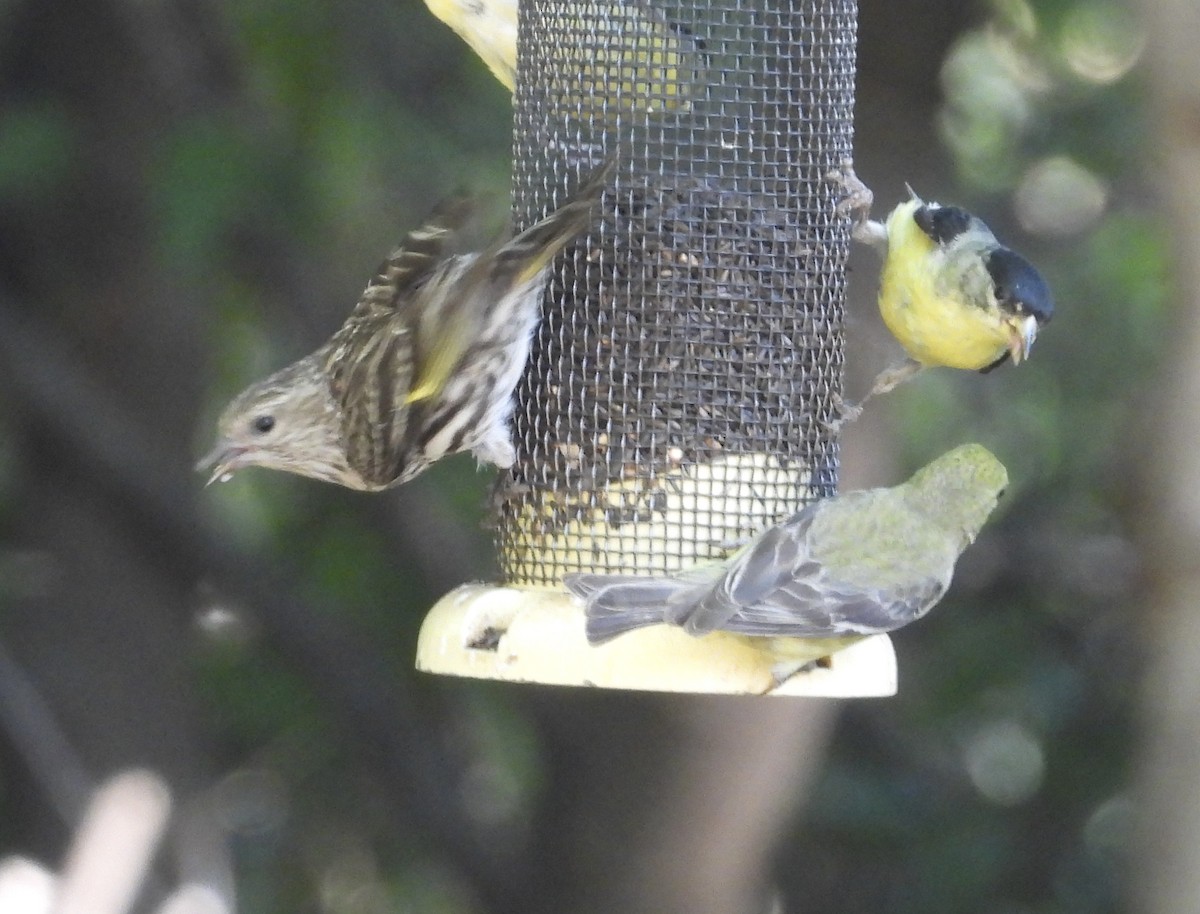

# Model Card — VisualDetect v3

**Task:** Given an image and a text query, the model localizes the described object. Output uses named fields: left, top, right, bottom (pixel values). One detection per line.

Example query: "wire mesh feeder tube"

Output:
left=416, top=0, right=896, bottom=695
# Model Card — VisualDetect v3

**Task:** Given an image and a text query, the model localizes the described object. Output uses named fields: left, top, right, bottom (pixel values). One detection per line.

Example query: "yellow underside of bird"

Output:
left=757, top=634, right=866, bottom=684
left=423, top=0, right=704, bottom=112
left=425, top=0, right=517, bottom=89
left=879, top=201, right=1023, bottom=371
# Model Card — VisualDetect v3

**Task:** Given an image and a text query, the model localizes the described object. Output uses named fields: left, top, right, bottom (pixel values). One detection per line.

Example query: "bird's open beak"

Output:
left=1006, top=314, right=1040, bottom=365
left=195, top=440, right=246, bottom=487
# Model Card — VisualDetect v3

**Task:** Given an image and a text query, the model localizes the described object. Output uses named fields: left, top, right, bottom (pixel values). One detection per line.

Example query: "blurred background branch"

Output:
left=0, top=290, right=515, bottom=908
left=1132, top=0, right=1200, bottom=912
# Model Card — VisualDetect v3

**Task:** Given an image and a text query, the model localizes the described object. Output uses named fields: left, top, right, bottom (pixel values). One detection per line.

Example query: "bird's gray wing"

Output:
left=563, top=572, right=711, bottom=644
left=677, top=505, right=817, bottom=634
left=717, top=572, right=947, bottom=638
left=724, top=512, right=813, bottom=603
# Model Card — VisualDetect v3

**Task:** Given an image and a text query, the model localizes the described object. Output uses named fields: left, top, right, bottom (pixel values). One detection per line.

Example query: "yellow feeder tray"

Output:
left=416, top=584, right=897, bottom=697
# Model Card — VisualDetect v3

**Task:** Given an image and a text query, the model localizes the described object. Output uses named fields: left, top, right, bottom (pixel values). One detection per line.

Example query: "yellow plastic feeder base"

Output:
left=415, top=584, right=898, bottom=697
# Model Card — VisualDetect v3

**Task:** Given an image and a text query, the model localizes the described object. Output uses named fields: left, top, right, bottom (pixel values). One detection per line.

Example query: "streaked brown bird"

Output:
left=199, top=163, right=611, bottom=490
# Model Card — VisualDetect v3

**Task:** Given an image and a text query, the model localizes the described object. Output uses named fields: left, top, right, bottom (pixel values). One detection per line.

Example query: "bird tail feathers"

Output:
left=563, top=572, right=702, bottom=645
left=499, top=159, right=614, bottom=284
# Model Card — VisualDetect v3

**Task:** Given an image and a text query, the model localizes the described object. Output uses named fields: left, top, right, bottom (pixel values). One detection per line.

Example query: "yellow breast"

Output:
left=878, top=202, right=1010, bottom=371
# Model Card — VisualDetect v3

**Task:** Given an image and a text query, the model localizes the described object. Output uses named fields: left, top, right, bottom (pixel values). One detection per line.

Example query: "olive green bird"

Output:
left=424, top=0, right=706, bottom=114
left=564, top=443, right=1007, bottom=681
left=198, top=163, right=611, bottom=491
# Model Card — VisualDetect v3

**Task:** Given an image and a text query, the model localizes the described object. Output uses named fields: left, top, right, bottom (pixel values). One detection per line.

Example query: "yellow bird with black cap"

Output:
left=832, top=165, right=1054, bottom=410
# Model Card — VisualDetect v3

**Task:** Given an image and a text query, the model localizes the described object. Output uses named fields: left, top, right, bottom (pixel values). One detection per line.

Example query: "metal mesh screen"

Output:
left=498, top=0, right=855, bottom=585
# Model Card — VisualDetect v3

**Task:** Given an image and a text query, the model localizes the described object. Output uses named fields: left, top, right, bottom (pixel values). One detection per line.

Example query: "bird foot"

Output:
left=822, top=392, right=864, bottom=435
left=866, top=360, right=926, bottom=398
left=822, top=362, right=926, bottom=433
left=828, top=161, right=888, bottom=249
left=760, top=656, right=831, bottom=694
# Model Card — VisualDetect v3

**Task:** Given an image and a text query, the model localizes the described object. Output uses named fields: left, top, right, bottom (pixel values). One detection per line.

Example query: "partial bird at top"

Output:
left=424, top=0, right=708, bottom=116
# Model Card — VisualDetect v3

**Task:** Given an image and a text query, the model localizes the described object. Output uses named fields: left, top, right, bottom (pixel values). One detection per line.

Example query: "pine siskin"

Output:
left=198, top=163, right=611, bottom=491
left=424, top=0, right=707, bottom=114
left=564, top=443, right=1007, bottom=681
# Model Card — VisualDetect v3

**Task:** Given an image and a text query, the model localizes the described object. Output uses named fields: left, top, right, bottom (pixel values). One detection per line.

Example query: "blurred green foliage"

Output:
left=156, top=0, right=509, bottom=906
left=789, top=2, right=1151, bottom=911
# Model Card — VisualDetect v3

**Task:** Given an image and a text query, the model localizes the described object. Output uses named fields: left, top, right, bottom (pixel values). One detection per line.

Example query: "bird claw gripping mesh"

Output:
left=497, top=0, right=857, bottom=585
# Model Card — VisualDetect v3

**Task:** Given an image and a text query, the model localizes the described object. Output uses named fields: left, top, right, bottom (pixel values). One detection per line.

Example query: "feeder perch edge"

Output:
left=415, top=583, right=897, bottom=697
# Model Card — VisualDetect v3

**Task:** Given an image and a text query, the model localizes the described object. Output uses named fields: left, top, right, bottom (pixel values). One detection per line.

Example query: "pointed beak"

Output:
left=1007, top=314, right=1040, bottom=365
left=196, top=439, right=245, bottom=487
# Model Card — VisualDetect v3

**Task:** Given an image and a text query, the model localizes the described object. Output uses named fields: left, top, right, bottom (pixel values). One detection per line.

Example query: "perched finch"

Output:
left=831, top=164, right=1054, bottom=408
left=564, top=443, right=1007, bottom=682
left=424, top=0, right=707, bottom=114
left=198, top=163, right=611, bottom=490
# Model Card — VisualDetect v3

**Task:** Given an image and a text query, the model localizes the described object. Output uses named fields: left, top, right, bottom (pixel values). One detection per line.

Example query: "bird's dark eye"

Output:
left=252, top=415, right=275, bottom=434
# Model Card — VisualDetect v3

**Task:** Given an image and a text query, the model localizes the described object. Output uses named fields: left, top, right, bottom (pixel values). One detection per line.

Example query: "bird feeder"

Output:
left=416, top=0, right=896, bottom=695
